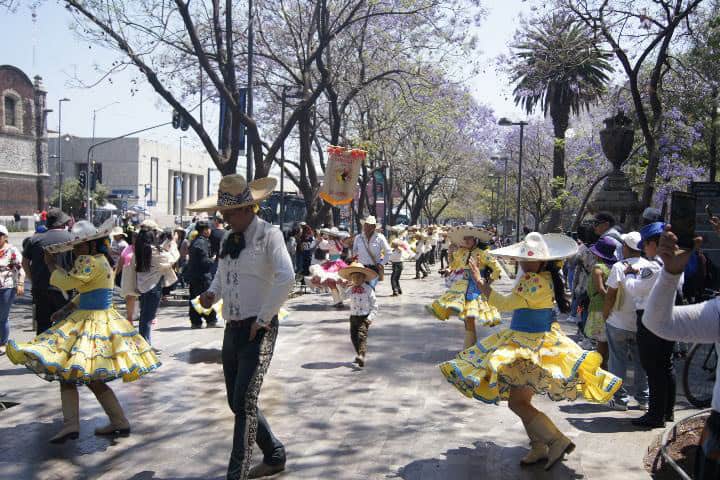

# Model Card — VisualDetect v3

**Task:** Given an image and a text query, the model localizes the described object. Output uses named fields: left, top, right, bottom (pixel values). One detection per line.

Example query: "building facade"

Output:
left=49, top=136, right=217, bottom=223
left=0, top=65, right=49, bottom=215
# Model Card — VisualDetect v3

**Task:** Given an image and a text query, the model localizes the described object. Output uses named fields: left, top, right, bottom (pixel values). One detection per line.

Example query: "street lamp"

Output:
left=279, top=86, right=304, bottom=228
left=491, top=153, right=510, bottom=238
left=488, top=174, right=496, bottom=225
left=179, top=135, right=187, bottom=223
left=498, top=117, right=528, bottom=242
left=246, top=0, right=255, bottom=181
left=87, top=101, right=119, bottom=221
left=57, top=98, right=70, bottom=210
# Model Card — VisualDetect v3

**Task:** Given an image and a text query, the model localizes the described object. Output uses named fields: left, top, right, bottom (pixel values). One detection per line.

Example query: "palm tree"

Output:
left=510, top=14, right=613, bottom=232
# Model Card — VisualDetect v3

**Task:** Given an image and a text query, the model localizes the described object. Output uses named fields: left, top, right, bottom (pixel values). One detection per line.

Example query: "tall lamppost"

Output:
left=179, top=135, right=187, bottom=223
left=279, top=86, right=304, bottom=228
left=57, top=98, right=70, bottom=210
left=491, top=153, right=510, bottom=237
left=246, top=0, right=255, bottom=181
left=88, top=101, right=119, bottom=221
left=498, top=118, right=527, bottom=242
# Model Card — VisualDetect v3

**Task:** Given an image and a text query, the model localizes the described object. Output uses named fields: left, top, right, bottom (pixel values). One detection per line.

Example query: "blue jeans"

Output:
left=0, top=287, right=16, bottom=345
left=139, top=280, right=163, bottom=345
left=606, top=323, right=648, bottom=405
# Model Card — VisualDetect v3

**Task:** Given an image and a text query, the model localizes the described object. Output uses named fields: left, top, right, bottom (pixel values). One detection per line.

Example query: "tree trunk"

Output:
left=572, top=172, right=610, bottom=231
left=547, top=99, right=568, bottom=232
left=710, top=89, right=718, bottom=182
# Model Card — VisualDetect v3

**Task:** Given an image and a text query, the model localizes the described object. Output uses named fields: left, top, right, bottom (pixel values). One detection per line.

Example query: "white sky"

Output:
left=1, top=1, right=539, bottom=155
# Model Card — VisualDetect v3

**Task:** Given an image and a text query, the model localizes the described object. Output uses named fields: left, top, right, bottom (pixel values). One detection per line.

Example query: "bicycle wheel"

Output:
left=683, top=343, right=717, bottom=408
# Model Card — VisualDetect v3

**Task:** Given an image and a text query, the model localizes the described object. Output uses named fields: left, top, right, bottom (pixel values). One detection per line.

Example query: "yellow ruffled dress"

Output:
left=429, top=247, right=501, bottom=326
left=7, top=254, right=161, bottom=384
left=439, top=272, right=621, bottom=404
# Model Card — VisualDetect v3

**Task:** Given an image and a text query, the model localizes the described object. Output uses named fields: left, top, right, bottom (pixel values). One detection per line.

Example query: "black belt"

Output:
left=227, top=317, right=257, bottom=328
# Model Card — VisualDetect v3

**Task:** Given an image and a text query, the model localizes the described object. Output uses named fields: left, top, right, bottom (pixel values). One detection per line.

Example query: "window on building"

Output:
left=4, top=96, right=17, bottom=127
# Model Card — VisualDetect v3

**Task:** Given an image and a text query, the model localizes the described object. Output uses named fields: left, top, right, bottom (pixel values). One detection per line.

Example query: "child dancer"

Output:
left=389, top=239, right=404, bottom=296
left=307, top=227, right=350, bottom=308
left=429, top=225, right=502, bottom=348
left=439, top=232, right=621, bottom=470
left=339, top=262, right=378, bottom=367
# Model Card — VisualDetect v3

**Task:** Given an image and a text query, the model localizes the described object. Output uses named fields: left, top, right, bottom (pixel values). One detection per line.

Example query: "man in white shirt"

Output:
left=199, top=175, right=294, bottom=480
left=602, top=232, right=650, bottom=411
left=352, top=215, right=390, bottom=287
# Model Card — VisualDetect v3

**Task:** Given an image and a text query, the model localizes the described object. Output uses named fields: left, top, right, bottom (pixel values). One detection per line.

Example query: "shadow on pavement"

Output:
left=289, top=304, right=332, bottom=311
left=155, top=326, right=195, bottom=332
left=126, top=471, right=224, bottom=480
left=172, top=348, right=222, bottom=364
left=401, top=349, right=457, bottom=364
left=558, top=403, right=614, bottom=414
left=394, top=441, right=583, bottom=479
left=301, top=361, right=359, bottom=370
left=567, top=415, right=642, bottom=433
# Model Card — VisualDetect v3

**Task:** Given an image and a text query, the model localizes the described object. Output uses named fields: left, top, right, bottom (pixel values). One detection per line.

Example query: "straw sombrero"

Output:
left=187, top=174, right=276, bottom=212
left=447, top=224, right=492, bottom=245
left=338, top=262, right=378, bottom=281
left=489, top=232, right=578, bottom=261
left=45, top=218, right=116, bottom=254
left=390, top=224, right=407, bottom=233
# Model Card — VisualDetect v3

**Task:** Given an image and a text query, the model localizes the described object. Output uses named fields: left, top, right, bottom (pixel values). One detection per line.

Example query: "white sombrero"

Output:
left=45, top=218, right=116, bottom=254
left=447, top=223, right=492, bottom=245
left=187, top=174, right=277, bottom=212
left=390, top=224, right=407, bottom=233
left=489, top=232, right=578, bottom=261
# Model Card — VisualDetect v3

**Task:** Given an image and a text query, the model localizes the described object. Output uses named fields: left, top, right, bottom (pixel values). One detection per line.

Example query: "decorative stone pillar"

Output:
left=587, top=112, right=642, bottom=230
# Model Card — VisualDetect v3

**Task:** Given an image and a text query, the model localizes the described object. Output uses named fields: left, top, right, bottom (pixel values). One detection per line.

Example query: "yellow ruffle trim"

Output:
left=7, top=308, right=161, bottom=384
left=429, top=278, right=501, bottom=327
left=439, top=323, right=622, bottom=404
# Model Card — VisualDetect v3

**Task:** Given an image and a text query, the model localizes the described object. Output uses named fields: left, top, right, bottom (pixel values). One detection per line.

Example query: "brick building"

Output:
left=0, top=65, right=49, bottom=216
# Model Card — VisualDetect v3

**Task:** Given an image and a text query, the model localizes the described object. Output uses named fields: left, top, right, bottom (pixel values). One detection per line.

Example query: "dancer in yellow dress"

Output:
left=429, top=224, right=502, bottom=348
left=439, top=232, right=622, bottom=470
left=7, top=220, right=161, bottom=443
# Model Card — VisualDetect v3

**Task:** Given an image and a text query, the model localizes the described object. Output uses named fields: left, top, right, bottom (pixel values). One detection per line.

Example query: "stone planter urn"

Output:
left=587, top=111, right=642, bottom=229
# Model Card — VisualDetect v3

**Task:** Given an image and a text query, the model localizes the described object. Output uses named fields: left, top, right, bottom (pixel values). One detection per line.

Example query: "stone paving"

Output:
left=0, top=264, right=696, bottom=480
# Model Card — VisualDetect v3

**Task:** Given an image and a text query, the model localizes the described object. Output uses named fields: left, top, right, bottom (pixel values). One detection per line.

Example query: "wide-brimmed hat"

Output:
left=338, top=261, right=378, bottom=282
left=140, top=219, right=161, bottom=231
left=390, top=224, right=406, bottom=233
left=187, top=174, right=277, bottom=212
left=321, top=227, right=344, bottom=238
left=489, top=232, right=578, bottom=261
left=361, top=215, right=378, bottom=226
left=447, top=224, right=492, bottom=245
left=590, top=236, right=619, bottom=262
left=46, top=208, right=71, bottom=229
left=110, top=226, right=126, bottom=238
left=45, top=218, right=115, bottom=254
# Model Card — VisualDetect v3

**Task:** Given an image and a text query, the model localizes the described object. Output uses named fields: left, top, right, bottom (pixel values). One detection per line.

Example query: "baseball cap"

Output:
left=621, top=231, right=642, bottom=251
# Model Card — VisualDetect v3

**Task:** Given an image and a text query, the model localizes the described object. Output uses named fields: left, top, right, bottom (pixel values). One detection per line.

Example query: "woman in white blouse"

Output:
left=134, top=225, right=179, bottom=347
left=0, top=225, right=24, bottom=355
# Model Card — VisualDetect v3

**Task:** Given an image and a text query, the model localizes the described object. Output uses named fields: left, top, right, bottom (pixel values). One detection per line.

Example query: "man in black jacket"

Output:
left=188, top=221, right=218, bottom=328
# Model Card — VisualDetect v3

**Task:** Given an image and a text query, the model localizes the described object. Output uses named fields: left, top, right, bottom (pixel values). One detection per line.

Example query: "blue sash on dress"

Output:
left=465, top=273, right=481, bottom=301
left=78, top=288, right=113, bottom=310
left=510, top=308, right=554, bottom=333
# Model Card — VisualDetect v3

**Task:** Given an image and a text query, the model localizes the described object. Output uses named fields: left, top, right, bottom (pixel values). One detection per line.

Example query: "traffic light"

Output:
left=172, top=110, right=190, bottom=131
left=79, top=171, right=87, bottom=189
